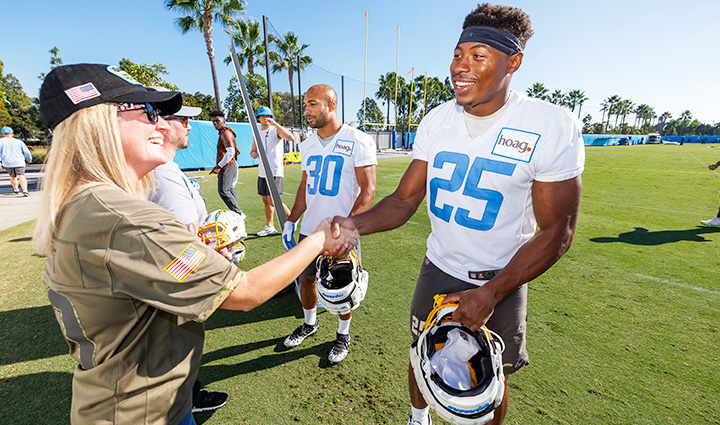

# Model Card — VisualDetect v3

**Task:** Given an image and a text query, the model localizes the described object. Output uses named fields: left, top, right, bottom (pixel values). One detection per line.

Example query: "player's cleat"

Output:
left=191, top=381, right=228, bottom=413
left=257, top=225, right=277, bottom=237
left=23, top=191, right=29, bottom=197
left=13, top=189, right=20, bottom=194
left=700, top=217, right=720, bottom=227
left=284, top=321, right=319, bottom=347
left=407, top=414, right=433, bottom=425
left=328, top=332, right=351, bottom=363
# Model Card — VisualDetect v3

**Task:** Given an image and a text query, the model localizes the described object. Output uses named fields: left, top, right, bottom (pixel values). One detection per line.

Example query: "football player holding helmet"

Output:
left=198, top=209, right=247, bottom=264
left=410, top=295, right=505, bottom=425
left=315, top=250, right=368, bottom=315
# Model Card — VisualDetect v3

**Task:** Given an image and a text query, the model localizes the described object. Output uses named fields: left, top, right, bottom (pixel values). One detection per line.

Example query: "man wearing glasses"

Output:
left=149, top=102, right=207, bottom=235
left=148, top=97, right=230, bottom=414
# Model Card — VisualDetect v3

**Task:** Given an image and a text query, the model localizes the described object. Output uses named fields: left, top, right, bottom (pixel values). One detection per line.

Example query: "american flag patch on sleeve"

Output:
left=165, top=244, right=206, bottom=282
left=64, top=83, right=101, bottom=104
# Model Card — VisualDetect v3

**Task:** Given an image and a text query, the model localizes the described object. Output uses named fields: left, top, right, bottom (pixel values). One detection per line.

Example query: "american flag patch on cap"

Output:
left=165, top=244, right=206, bottom=282
left=64, top=83, right=101, bottom=104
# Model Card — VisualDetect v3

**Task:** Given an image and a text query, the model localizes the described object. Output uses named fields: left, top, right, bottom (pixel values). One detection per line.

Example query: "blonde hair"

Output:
left=34, top=103, right=154, bottom=256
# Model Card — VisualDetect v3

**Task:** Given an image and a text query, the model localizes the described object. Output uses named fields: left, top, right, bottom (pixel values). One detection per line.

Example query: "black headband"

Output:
left=457, top=26, right=523, bottom=56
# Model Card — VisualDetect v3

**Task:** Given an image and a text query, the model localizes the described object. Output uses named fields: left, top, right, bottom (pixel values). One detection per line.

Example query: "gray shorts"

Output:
left=297, top=233, right=361, bottom=277
left=5, top=167, right=25, bottom=178
left=257, top=176, right=284, bottom=197
left=410, top=258, right=529, bottom=375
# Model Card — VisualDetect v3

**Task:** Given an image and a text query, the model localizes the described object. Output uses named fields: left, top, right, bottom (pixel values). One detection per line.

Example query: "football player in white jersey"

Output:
left=328, top=4, right=584, bottom=425
left=282, top=84, right=377, bottom=363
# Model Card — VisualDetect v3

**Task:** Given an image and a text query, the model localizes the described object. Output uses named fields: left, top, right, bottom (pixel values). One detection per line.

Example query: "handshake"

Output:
left=282, top=217, right=359, bottom=258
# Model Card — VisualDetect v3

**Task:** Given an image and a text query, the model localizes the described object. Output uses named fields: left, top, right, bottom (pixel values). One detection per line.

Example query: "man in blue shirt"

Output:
left=0, top=126, right=32, bottom=196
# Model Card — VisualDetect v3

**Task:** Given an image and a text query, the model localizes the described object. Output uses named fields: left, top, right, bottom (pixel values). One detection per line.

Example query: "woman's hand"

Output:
left=315, top=219, right=360, bottom=253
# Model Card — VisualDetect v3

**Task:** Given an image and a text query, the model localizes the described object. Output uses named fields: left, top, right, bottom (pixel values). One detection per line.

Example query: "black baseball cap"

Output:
left=39, top=63, right=182, bottom=130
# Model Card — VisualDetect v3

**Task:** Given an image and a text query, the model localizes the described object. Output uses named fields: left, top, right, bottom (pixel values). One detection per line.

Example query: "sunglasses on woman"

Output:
left=117, top=103, right=160, bottom=123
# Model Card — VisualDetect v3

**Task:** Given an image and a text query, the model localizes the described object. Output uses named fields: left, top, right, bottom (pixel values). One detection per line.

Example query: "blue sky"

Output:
left=2, top=0, right=718, bottom=126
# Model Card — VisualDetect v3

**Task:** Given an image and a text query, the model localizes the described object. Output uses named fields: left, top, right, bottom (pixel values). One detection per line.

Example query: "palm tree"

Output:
left=566, top=89, right=587, bottom=118
left=549, top=90, right=566, bottom=106
left=617, top=99, right=634, bottom=126
left=526, top=82, right=548, bottom=100
left=49, top=47, right=62, bottom=69
left=600, top=100, right=610, bottom=133
left=269, top=31, right=312, bottom=126
left=604, top=95, right=621, bottom=131
left=225, top=17, right=266, bottom=75
left=375, top=72, right=405, bottom=129
left=680, top=110, right=693, bottom=134
left=659, top=112, right=672, bottom=125
left=165, top=0, right=245, bottom=111
left=633, top=104, right=654, bottom=129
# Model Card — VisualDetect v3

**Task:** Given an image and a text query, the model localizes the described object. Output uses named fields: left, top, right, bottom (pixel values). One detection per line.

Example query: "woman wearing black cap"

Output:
left=34, top=64, right=358, bottom=425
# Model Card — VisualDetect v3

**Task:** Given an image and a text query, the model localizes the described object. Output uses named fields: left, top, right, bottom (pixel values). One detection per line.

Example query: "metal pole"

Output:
left=297, top=55, right=303, bottom=128
left=263, top=15, right=273, bottom=110
left=386, top=88, right=391, bottom=131
left=230, top=42, right=285, bottom=225
left=363, top=10, right=368, bottom=127
left=341, top=75, right=345, bottom=123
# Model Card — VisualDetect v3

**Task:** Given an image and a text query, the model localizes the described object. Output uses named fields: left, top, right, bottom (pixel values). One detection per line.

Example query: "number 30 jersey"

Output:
left=412, top=93, right=585, bottom=285
left=299, top=124, right=378, bottom=236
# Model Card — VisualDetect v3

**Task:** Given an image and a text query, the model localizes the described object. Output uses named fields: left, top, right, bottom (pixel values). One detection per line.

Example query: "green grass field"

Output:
left=1, top=145, right=719, bottom=424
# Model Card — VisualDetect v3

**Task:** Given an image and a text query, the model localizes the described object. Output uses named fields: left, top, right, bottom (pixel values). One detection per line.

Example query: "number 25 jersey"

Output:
left=412, top=93, right=585, bottom=285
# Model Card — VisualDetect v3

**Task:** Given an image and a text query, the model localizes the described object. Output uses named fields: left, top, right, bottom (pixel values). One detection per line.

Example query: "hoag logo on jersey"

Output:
left=491, top=127, right=540, bottom=163
left=333, top=139, right=355, bottom=157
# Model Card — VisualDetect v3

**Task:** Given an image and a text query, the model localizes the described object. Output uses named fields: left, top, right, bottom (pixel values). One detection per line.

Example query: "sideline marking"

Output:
left=582, top=200, right=706, bottom=216
left=635, top=273, right=720, bottom=295
left=682, top=147, right=720, bottom=177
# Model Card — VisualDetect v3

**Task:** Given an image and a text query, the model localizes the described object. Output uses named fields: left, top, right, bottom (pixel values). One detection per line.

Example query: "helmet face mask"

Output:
left=410, top=296, right=505, bottom=425
left=315, top=250, right=368, bottom=315
left=198, top=209, right=247, bottom=250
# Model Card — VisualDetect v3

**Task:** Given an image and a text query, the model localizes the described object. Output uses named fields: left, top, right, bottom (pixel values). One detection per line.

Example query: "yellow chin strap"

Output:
left=422, top=294, right=490, bottom=337
left=318, top=249, right=361, bottom=269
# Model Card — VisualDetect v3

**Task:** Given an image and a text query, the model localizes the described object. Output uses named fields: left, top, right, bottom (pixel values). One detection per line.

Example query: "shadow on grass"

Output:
left=204, top=289, right=303, bottom=331
left=8, top=236, right=32, bottom=242
left=0, top=305, right=69, bottom=366
left=589, top=226, right=720, bottom=245
left=198, top=337, right=337, bottom=386
left=0, top=289, right=303, bottom=365
left=0, top=371, right=72, bottom=423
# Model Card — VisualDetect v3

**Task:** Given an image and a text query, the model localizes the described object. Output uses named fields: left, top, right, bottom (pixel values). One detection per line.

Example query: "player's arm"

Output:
left=212, top=131, right=236, bottom=174
left=250, top=138, right=258, bottom=159
left=268, top=117, right=294, bottom=141
left=185, top=220, right=200, bottom=235
left=220, top=219, right=359, bottom=310
left=325, top=159, right=427, bottom=257
left=348, top=165, right=377, bottom=216
left=286, top=171, right=309, bottom=223
left=345, top=159, right=427, bottom=235
left=445, top=176, right=582, bottom=331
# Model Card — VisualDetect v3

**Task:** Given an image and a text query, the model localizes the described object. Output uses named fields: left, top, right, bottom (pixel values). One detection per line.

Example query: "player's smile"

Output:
left=452, top=78, right=476, bottom=94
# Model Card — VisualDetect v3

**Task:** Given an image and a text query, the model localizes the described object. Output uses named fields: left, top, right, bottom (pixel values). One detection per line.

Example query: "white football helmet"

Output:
left=198, top=209, right=247, bottom=250
left=410, top=295, right=505, bottom=425
left=315, top=250, right=368, bottom=315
